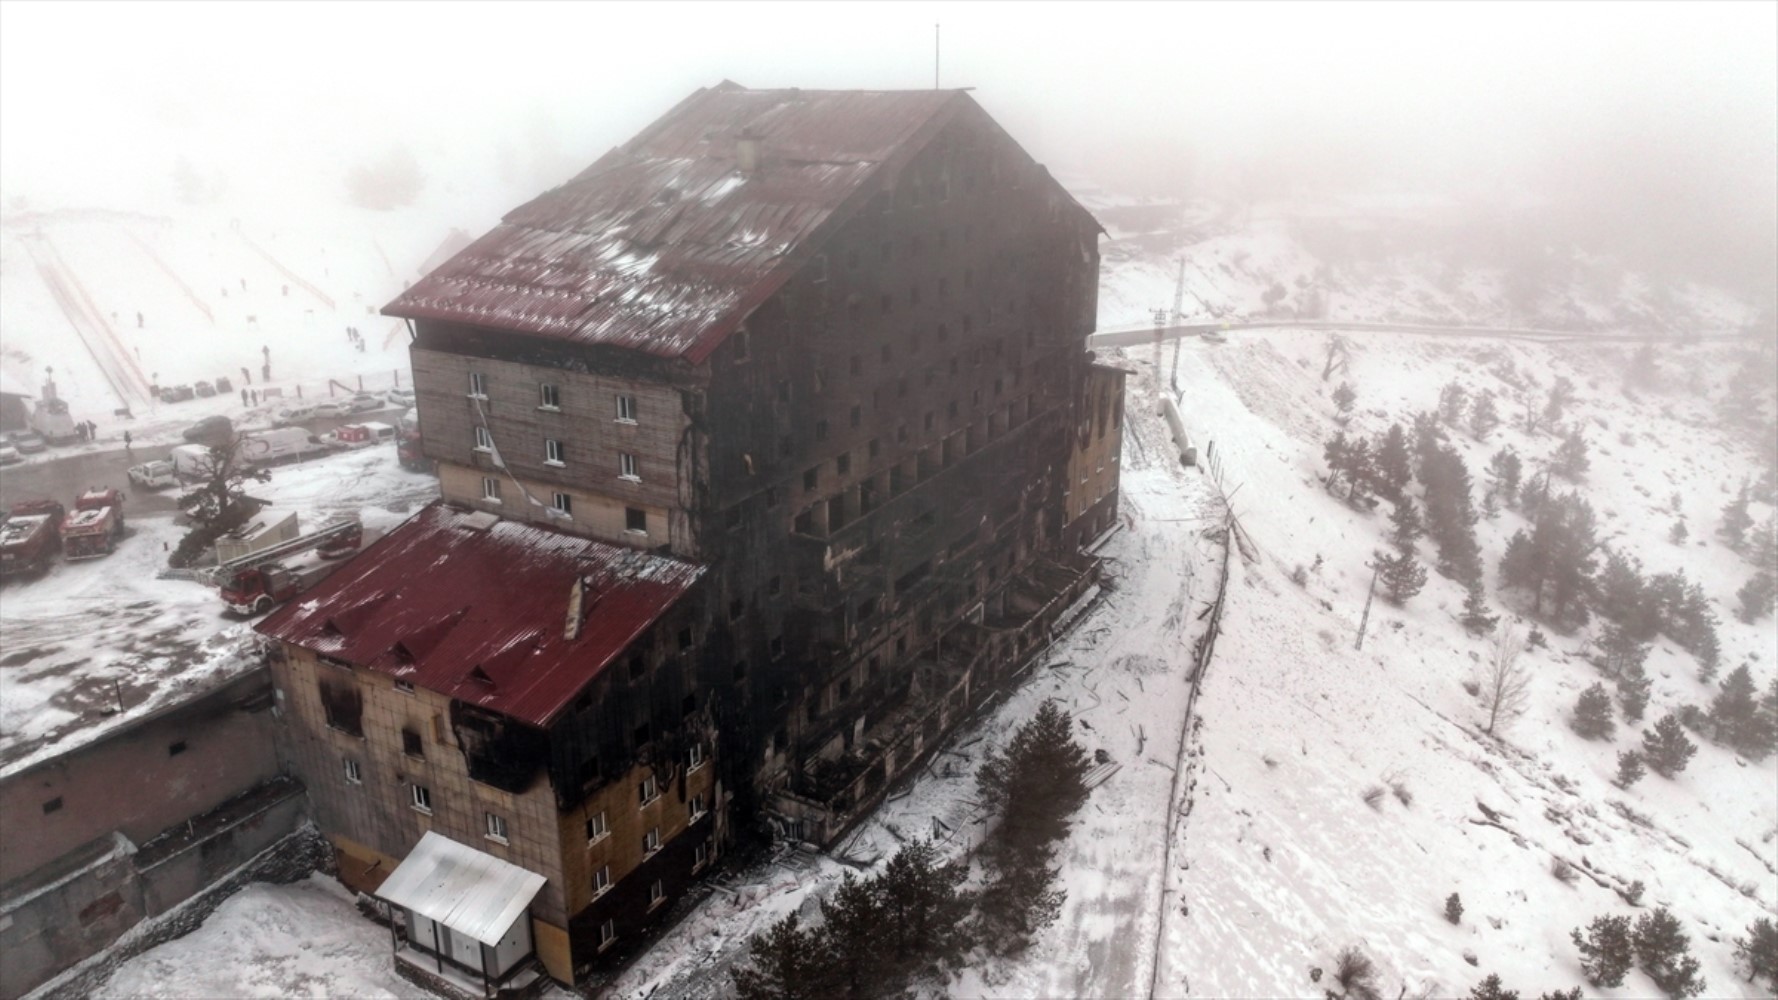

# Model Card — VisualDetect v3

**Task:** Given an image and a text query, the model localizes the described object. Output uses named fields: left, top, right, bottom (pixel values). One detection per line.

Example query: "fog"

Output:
left=2, top=1, right=1772, bottom=293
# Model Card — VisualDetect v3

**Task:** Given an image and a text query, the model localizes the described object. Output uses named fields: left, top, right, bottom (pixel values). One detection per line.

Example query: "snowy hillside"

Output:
left=1149, top=329, right=1777, bottom=998
left=1095, top=205, right=1763, bottom=338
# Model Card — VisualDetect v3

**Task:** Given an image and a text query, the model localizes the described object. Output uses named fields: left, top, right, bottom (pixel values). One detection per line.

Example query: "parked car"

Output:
left=193, top=380, right=217, bottom=398
left=309, top=399, right=354, bottom=419
left=128, top=460, right=178, bottom=490
left=183, top=415, right=234, bottom=446
left=271, top=404, right=320, bottom=427
left=11, top=431, right=46, bottom=454
left=347, top=393, right=383, bottom=413
left=159, top=384, right=195, bottom=403
left=0, top=442, right=19, bottom=465
left=385, top=387, right=416, bottom=408
left=215, top=375, right=234, bottom=394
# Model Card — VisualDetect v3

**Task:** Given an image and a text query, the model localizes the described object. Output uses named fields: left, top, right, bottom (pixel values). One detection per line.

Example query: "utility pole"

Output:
left=1354, top=561, right=1381, bottom=651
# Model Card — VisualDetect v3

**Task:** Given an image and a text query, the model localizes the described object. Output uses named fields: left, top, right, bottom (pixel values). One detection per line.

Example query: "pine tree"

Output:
left=820, top=871, right=890, bottom=997
left=1641, top=714, right=1698, bottom=778
left=876, top=840, right=971, bottom=968
left=1552, top=429, right=1590, bottom=480
left=1752, top=517, right=1778, bottom=572
left=1594, top=552, right=1649, bottom=631
left=1709, top=664, right=1761, bottom=753
left=1486, top=447, right=1523, bottom=507
left=1617, top=664, right=1652, bottom=724
left=978, top=844, right=1065, bottom=953
left=978, top=700, right=1092, bottom=858
left=1461, top=579, right=1500, bottom=635
left=1720, top=483, right=1754, bottom=551
left=1469, top=973, right=1520, bottom=1000
left=1545, top=376, right=1576, bottom=427
left=1614, top=749, right=1646, bottom=788
left=732, top=914, right=835, bottom=1000
left=1571, top=913, right=1635, bottom=987
left=1380, top=550, right=1429, bottom=605
left=1571, top=682, right=1615, bottom=740
left=1669, top=519, right=1689, bottom=545
left=1439, top=381, right=1470, bottom=426
left=1389, top=497, right=1424, bottom=554
left=1734, top=917, right=1778, bottom=989
left=1333, top=382, right=1357, bottom=420
left=1737, top=571, right=1776, bottom=624
left=1598, top=621, right=1650, bottom=679
left=1375, top=423, right=1414, bottom=498
left=1445, top=892, right=1464, bottom=924
left=1634, top=908, right=1707, bottom=999
left=1470, top=390, right=1501, bottom=440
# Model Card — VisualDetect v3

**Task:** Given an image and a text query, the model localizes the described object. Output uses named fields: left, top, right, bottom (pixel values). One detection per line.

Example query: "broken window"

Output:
left=401, top=727, right=423, bottom=758
left=318, top=679, right=363, bottom=737
left=626, top=507, right=647, bottom=533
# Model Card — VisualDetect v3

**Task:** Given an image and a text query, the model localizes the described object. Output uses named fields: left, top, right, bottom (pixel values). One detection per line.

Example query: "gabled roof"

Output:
left=383, top=83, right=976, bottom=363
left=255, top=502, right=704, bottom=728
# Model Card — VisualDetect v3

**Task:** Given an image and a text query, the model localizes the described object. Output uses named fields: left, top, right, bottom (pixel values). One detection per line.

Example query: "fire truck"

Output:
left=0, top=500, right=65, bottom=578
left=218, top=516, right=364, bottom=615
left=60, top=489, right=126, bottom=561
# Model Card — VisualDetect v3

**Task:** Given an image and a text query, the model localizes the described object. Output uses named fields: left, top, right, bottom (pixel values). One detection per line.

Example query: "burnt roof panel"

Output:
left=256, top=503, right=704, bottom=727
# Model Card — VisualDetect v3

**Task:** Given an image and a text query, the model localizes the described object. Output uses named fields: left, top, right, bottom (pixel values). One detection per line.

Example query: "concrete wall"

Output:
left=0, top=780, right=307, bottom=1000
left=0, top=668, right=281, bottom=886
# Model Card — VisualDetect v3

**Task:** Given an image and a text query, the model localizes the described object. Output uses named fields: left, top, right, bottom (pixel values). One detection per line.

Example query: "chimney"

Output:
left=736, top=129, right=760, bottom=174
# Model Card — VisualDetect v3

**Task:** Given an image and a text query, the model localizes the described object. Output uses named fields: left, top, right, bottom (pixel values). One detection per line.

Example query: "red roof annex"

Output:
left=382, top=82, right=971, bottom=363
left=256, top=502, right=704, bottom=727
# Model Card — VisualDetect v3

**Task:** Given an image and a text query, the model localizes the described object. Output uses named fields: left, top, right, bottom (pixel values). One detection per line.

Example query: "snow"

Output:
left=95, top=875, right=418, bottom=999
left=0, top=446, right=436, bottom=776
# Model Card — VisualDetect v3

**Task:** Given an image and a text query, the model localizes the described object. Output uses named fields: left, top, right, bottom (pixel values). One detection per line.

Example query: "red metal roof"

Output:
left=256, top=503, right=704, bottom=728
left=383, top=83, right=972, bottom=363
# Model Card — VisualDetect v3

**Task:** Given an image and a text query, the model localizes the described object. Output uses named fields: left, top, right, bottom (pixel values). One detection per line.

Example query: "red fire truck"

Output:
left=0, top=500, right=65, bottom=578
left=60, top=489, right=127, bottom=561
left=218, top=516, right=364, bottom=615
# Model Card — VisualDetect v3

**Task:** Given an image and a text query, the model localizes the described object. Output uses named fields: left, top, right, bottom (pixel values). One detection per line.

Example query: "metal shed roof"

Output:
left=375, top=832, right=546, bottom=946
left=254, top=501, right=705, bottom=727
left=383, top=82, right=973, bottom=363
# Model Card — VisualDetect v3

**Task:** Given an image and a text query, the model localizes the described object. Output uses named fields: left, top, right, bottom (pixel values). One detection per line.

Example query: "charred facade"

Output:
left=262, top=83, right=1122, bottom=988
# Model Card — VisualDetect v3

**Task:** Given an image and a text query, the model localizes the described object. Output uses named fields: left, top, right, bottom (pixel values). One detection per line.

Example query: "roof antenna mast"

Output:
left=935, top=23, right=940, bottom=89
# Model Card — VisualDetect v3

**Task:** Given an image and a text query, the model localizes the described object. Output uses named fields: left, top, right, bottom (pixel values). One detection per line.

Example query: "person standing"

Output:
left=242, top=387, right=250, bottom=406
left=123, top=430, right=132, bottom=454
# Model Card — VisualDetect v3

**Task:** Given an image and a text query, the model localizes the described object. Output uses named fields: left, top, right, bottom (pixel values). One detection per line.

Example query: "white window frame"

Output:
left=639, top=774, right=659, bottom=806
left=619, top=452, right=640, bottom=481
left=598, top=919, right=616, bottom=951
left=410, top=784, right=432, bottom=814
left=586, top=810, right=609, bottom=845
left=648, top=878, right=666, bottom=909
left=393, top=679, right=415, bottom=695
left=689, top=793, right=707, bottom=822
left=473, top=425, right=493, bottom=451
left=545, top=438, right=566, bottom=466
left=643, top=826, right=661, bottom=857
left=694, top=841, right=709, bottom=871
left=485, top=811, right=508, bottom=844
left=552, top=492, right=573, bottom=516
left=344, top=758, right=362, bottom=785
left=538, top=383, right=560, bottom=411
left=468, top=372, right=487, bottom=398
left=481, top=476, right=502, bottom=503
left=616, top=394, right=637, bottom=423
left=592, top=864, right=611, bottom=898
left=687, top=743, right=705, bottom=772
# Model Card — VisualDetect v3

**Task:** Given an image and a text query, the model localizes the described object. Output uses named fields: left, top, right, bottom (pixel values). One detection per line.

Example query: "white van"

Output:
left=241, top=427, right=329, bottom=466
left=169, top=443, right=222, bottom=480
left=128, top=460, right=179, bottom=490
left=272, top=404, right=320, bottom=427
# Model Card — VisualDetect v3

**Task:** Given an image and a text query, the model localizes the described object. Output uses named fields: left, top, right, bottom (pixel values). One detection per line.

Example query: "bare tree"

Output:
left=1478, top=625, right=1532, bottom=736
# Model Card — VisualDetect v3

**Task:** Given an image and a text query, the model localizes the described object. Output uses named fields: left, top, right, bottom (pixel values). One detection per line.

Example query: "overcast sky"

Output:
left=2, top=1, right=1773, bottom=291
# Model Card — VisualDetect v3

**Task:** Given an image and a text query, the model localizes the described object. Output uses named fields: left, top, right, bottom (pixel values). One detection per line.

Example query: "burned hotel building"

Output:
left=256, top=82, right=1123, bottom=988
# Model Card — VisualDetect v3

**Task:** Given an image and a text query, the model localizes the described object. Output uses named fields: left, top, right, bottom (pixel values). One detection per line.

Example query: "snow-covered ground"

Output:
left=93, top=875, right=419, bottom=999
left=0, top=447, right=436, bottom=776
